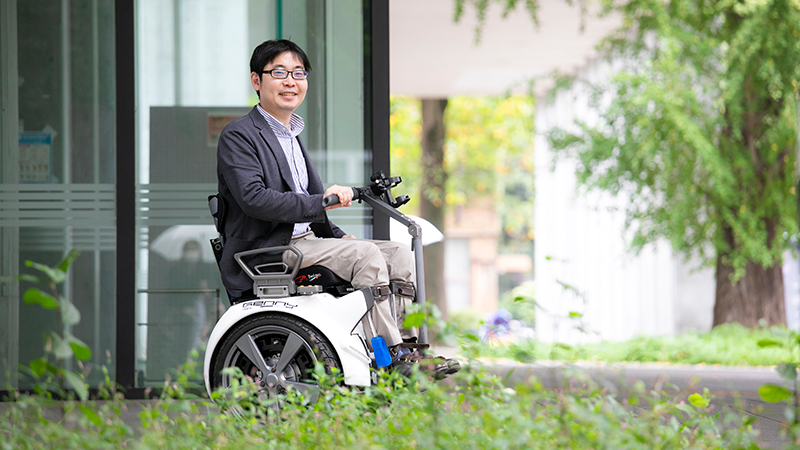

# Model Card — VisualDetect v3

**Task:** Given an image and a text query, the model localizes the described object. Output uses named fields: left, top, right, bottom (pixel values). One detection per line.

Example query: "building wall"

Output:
left=445, top=199, right=500, bottom=315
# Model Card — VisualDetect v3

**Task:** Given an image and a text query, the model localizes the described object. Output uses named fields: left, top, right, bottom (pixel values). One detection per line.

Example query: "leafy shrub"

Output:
left=1, top=363, right=763, bottom=449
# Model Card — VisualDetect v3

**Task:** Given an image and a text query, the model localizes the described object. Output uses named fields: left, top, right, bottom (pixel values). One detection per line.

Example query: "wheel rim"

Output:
left=219, top=324, right=322, bottom=416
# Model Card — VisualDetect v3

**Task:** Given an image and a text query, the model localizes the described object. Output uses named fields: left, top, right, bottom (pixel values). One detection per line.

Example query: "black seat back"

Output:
left=208, top=194, right=226, bottom=264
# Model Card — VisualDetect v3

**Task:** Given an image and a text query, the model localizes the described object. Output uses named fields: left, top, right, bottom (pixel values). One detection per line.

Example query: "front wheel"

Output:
left=210, top=313, right=341, bottom=416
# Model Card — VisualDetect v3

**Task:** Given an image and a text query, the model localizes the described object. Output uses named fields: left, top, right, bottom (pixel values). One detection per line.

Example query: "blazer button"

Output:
left=281, top=239, right=289, bottom=245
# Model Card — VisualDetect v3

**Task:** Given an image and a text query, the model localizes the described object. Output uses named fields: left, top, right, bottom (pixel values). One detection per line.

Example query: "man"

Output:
left=216, top=39, right=457, bottom=377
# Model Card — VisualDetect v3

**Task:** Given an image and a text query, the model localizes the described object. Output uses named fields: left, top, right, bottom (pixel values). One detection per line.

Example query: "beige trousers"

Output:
left=284, top=232, right=416, bottom=346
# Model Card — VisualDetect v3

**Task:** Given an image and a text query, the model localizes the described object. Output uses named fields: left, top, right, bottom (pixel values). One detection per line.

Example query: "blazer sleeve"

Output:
left=217, top=126, right=327, bottom=225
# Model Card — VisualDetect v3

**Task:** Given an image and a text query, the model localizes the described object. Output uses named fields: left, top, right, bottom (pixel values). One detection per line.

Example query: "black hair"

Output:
left=250, top=39, right=311, bottom=76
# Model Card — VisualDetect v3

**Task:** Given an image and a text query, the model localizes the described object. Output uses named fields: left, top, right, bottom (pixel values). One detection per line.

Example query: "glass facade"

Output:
left=133, top=0, right=372, bottom=386
left=0, top=0, right=117, bottom=390
left=0, top=0, right=386, bottom=393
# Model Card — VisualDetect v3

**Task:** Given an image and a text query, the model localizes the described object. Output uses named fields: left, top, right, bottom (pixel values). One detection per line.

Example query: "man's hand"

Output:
left=323, top=184, right=353, bottom=210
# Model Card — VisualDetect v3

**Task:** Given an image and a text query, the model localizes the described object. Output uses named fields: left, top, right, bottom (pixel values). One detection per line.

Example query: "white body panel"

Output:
left=203, top=289, right=374, bottom=397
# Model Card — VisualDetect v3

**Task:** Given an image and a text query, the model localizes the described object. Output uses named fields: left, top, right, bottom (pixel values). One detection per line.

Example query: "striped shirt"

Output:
left=257, top=105, right=311, bottom=236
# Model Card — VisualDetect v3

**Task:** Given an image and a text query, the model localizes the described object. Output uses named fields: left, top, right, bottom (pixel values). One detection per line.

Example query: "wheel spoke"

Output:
left=235, top=333, right=272, bottom=377
left=216, top=381, right=261, bottom=413
left=285, top=380, right=321, bottom=403
left=275, top=332, right=305, bottom=375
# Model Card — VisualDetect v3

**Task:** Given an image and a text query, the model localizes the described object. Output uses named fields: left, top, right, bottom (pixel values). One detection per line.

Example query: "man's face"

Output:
left=251, top=51, right=308, bottom=121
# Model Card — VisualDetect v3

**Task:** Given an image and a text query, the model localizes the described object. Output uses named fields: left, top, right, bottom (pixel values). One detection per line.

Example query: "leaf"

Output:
left=403, top=312, right=426, bottom=328
left=60, top=299, right=81, bottom=326
left=757, top=338, right=782, bottom=348
left=24, top=260, right=66, bottom=284
left=688, top=393, right=710, bottom=408
left=29, top=358, right=47, bottom=377
left=62, top=370, right=88, bottom=401
left=78, top=404, right=103, bottom=426
left=758, top=384, right=793, bottom=403
left=51, top=333, right=73, bottom=359
left=462, top=333, right=479, bottom=342
left=58, top=249, right=80, bottom=273
left=66, top=333, right=93, bottom=361
left=23, top=288, right=58, bottom=309
left=29, top=358, right=54, bottom=377
left=777, top=363, right=798, bottom=381
left=568, top=311, right=583, bottom=318
left=17, top=274, right=47, bottom=285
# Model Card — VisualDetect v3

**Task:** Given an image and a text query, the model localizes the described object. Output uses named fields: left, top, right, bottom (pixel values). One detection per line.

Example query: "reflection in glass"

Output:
left=134, top=0, right=369, bottom=386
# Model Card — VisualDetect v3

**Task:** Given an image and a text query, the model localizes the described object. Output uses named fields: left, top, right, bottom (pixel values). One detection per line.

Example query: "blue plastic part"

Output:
left=371, top=336, right=392, bottom=368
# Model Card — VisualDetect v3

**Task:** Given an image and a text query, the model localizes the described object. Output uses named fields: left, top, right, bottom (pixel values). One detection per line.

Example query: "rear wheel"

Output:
left=210, top=313, right=341, bottom=417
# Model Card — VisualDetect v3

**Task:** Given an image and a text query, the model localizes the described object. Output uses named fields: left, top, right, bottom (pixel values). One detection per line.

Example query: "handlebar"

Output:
left=321, top=172, right=410, bottom=209
left=322, top=187, right=361, bottom=208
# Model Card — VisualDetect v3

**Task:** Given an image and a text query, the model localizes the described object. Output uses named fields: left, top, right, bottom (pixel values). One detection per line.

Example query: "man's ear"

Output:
left=250, top=71, right=262, bottom=94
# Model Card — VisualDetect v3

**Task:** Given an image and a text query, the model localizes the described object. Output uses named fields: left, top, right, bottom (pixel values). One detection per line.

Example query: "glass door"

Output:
left=0, top=0, right=117, bottom=390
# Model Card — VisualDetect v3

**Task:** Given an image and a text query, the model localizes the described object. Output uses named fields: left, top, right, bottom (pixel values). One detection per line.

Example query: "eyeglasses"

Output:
left=262, top=68, right=308, bottom=80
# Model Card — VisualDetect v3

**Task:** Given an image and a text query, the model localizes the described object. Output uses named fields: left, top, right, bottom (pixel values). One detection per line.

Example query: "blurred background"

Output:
left=388, top=0, right=800, bottom=350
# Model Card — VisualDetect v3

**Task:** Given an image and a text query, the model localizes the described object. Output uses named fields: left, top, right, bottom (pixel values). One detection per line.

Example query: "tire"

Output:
left=210, top=313, right=341, bottom=416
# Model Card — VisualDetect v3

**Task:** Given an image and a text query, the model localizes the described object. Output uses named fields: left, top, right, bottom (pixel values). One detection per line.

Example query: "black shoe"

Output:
left=389, top=350, right=460, bottom=380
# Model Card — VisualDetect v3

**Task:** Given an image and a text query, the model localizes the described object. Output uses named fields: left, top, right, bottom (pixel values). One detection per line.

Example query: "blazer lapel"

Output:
left=249, top=107, right=296, bottom=191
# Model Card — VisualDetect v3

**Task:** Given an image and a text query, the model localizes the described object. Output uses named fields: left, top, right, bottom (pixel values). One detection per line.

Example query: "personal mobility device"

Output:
left=203, top=172, right=433, bottom=410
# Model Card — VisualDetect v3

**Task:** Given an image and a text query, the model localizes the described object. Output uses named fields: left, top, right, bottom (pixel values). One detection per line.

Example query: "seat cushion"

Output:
left=294, top=265, right=350, bottom=287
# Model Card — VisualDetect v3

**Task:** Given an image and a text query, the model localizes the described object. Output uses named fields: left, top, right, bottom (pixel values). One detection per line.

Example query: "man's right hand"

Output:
left=324, top=184, right=353, bottom=210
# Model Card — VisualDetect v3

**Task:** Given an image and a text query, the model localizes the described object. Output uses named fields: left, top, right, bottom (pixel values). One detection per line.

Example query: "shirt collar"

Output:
left=257, top=104, right=304, bottom=138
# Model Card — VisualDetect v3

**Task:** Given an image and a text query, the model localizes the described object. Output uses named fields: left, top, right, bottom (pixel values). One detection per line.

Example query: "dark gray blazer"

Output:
left=217, top=106, right=345, bottom=297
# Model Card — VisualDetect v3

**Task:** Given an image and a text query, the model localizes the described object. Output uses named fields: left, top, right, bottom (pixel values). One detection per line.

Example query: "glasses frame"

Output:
left=262, top=68, right=309, bottom=80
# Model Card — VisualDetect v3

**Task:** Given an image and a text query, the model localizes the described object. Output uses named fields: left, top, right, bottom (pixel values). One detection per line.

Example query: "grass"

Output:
left=475, top=323, right=794, bottom=366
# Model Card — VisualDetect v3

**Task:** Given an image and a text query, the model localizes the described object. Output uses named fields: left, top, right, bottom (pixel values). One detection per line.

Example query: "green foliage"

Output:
left=17, top=250, right=92, bottom=401
left=749, top=326, right=800, bottom=415
left=759, top=383, right=792, bottom=402
left=390, top=95, right=536, bottom=248
left=1, top=361, right=763, bottom=449
left=453, top=0, right=540, bottom=43
left=482, top=323, right=794, bottom=366
left=546, top=0, right=800, bottom=280
left=499, top=280, right=536, bottom=326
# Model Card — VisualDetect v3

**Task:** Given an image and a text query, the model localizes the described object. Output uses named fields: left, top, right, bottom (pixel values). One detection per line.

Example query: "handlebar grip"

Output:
left=322, top=194, right=340, bottom=207
left=322, top=187, right=361, bottom=208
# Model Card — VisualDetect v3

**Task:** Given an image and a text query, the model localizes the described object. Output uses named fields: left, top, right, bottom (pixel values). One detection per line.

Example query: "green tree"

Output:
left=541, top=0, right=800, bottom=327
left=390, top=95, right=535, bottom=317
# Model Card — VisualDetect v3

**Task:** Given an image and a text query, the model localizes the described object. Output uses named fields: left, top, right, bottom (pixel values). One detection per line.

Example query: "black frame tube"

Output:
left=364, top=0, right=391, bottom=240
left=115, top=0, right=136, bottom=391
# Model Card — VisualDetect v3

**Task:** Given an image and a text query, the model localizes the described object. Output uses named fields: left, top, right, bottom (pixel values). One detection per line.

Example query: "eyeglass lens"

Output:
left=267, top=69, right=307, bottom=80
